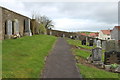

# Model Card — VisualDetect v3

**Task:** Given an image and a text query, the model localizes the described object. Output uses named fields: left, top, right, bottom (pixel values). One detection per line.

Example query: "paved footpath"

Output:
left=42, top=38, right=82, bottom=78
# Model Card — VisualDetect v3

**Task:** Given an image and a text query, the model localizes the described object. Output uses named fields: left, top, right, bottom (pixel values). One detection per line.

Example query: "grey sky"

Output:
left=0, top=0, right=118, bottom=32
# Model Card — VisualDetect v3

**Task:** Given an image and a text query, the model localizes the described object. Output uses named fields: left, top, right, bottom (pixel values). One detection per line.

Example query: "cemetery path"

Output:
left=42, top=37, right=82, bottom=78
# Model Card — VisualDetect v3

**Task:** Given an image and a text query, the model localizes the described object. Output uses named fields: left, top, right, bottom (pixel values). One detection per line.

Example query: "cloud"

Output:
left=0, top=1, right=118, bottom=32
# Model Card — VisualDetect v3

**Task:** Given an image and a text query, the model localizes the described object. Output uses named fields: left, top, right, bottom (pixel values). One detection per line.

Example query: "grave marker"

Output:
left=7, top=20, right=12, bottom=35
left=82, top=40, right=86, bottom=45
left=89, top=39, right=94, bottom=46
left=92, top=48, right=102, bottom=61
left=14, top=19, right=19, bottom=34
left=97, top=40, right=101, bottom=48
left=104, top=51, right=120, bottom=65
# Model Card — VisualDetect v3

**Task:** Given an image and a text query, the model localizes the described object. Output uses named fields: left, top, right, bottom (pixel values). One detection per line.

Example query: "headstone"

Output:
left=105, top=40, right=116, bottom=52
left=82, top=40, right=86, bottom=45
left=7, top=20, right=12, bottom=35
left=93, top=38, right=97, bottom=45
left=14, top=19, right=19, bottom=34
left=101, top=40, right=107, bottom=50
left=63, top=34, right=65, bottom=37
left=97, top=40, right=101, bottom=48
left=24, top=19, right=30, bottom=32
left=92, top=48, right=102, bottom=61
left=50, top=31, right=52, bottom=35
left=24, top=19, right=31, bottom=36
left=89, top=39, right=94, bottom=46
left=104, top=51, right=120, bottom=65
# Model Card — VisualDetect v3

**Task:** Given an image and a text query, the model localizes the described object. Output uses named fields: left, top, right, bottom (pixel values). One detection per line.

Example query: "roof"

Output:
left=101, top=30, right=112, bottom=35
left=114, top=26, right=120, bottom=31
left=80, top=33, right=87, bottom=36
left=89, top=33, right=99, bottom=37
left=1, top=6, right=31, bottom=19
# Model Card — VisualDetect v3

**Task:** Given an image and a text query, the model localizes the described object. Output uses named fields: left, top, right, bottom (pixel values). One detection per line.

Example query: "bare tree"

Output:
left=31, top=11, right=54, bottom=29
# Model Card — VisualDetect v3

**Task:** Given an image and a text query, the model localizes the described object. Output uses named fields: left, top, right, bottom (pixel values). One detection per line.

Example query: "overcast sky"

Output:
left=0, top=0, right=119, bottom=32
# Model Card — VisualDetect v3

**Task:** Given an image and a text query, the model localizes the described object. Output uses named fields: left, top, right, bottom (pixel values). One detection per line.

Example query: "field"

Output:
left=67, top=38, right=119, bottom=78
left=2, top=35, right=57, bottom=78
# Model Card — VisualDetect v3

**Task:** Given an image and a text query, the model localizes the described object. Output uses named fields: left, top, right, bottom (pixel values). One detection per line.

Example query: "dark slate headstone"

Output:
left=82, top=40, right=86, bottom=45
left=89, top=39, right=94, bottom=46
left=104, top=51, right=120, bottom=65
left=92, top=48, right=102, bottom=61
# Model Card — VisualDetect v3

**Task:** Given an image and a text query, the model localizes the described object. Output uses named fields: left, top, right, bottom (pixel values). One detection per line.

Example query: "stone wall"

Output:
left=0, top=7, right=2, bottom=40
left=2, top=7, right=31, bottom=40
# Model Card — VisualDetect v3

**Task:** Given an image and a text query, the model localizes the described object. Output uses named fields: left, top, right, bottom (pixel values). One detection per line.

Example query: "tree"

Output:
left=39, top=24, right=47, bottom=34
left=31, top=11, right=54, bottom=29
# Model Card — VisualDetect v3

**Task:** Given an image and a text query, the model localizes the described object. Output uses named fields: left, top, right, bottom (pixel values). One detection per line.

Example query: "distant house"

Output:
left=80, top=33, right=87, bottom=36
left=98, top=30, right=112, bottom=40
left=111, top=26, right=120, bottom=41
left=89, top=32, right=99, bottom=38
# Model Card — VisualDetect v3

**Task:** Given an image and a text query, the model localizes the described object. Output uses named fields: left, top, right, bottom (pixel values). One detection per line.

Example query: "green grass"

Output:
left=2, top=35, right=57, bottom=78
left=74, top=49, right=91, bottom=59
left=0, top=40, right=1, bottom=78
left=67, top=39, right=95, bottom=50
left=77, top=63, right=119, bottom=78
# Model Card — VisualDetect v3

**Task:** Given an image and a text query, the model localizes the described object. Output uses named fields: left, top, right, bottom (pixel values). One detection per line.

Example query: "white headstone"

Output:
left=14, top=19, right=19, bottom=34
left=50, top=31, right=52, bottom=35
left=63, top=34, right=65, bottom=37
left=97, top=40, right=101, bottom=48
left=7, top=20, right=12, bottom=35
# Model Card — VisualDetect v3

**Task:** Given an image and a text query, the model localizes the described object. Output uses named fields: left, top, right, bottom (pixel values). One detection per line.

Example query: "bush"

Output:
left=39, top=24, right=47, bottom=34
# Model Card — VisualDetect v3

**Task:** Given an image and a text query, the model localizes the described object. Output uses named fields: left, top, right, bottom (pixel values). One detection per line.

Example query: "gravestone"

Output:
left=105, top=40, right=120, bottom=52
left=63, top=34, right=65, bottom=37
left=7, top=20, right=12, bottom=35
left=92, top=48, right=102, bottom=61
left=105, top=40, right=116, bottom=52
left=97, top=40, right=101, bottom=48
left=50, top=31, right=52, bottom=35
left=24, top=19, right=30, bottom=32
left=101, top=40, right=107, bottom=50
left=24, top=19, right=31, bottom=36
left=14, top=19, right=19, bottom=34
left=104, top=51, right=120, bottom=65
left=89, top=39, right=94, bottom=46
left=82, top=40, right=86, bottom=45
left=93, top=38, right=97, bottom=45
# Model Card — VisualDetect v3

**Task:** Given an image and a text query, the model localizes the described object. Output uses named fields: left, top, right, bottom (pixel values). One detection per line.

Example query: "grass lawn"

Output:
left=67, top=39, right=95, bottom=50
left=2, top=35, right=57, bottom=78
left=77, top=63, right=119, bottom=78
left=73, top=49, right=91, bottom=59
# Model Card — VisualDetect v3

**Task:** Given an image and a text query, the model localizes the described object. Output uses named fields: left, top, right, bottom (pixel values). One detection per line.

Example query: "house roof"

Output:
left=89, top=33, right=99, bottom=37
left=80, top=33, right=87, bottom=36
left=101, top=30, right=112, bottom=35
left=114, top=26, right=120, bottom=31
